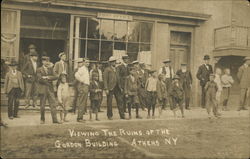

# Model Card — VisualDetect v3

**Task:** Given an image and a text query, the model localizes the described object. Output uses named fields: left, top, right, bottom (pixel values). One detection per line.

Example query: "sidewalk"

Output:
left=1, top=106, right=249, bottom=127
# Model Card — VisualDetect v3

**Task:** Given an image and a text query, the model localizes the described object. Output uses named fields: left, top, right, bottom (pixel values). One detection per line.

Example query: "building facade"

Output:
left=1, top=0, right=250, bottom=106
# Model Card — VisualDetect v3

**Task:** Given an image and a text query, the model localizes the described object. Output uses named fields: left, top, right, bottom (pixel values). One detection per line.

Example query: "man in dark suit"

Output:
left=103, top=56, right=125, bottom=120
left=196, top=55, right=213, bottom=108
left=237, top=56, right=250, bottom=111
left=37, top=56, right=61, bottom=124
left=22, top=51, right=40, bottom=108
left=116, top=55, right=130, bottom=113
left=176, top=63, right=193, bottom=110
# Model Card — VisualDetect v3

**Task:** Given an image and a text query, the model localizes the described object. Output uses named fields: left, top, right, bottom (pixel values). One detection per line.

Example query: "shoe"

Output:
left=242, top=107, right=248, bottom=110
left=108, top=117, right=113, bottom=120
left=186, top=107, right=191, bottom=110
left=77, top=119, right=86, bottom=123
left=25, top=105, right=30, bottom=109
left=53, top=121, right=62, bottom=124
left=9, top=116, right=14, bottom=120
left=136, top=116, right=142, bottom=119
left=96, top=118, right=100, bottom=121
left=14, top=115, right=21, bottom=118
left=237, top=107, right=242, bottom=111
left=182, top=115, right=185, bottom=118
left=64, top=119, right=69, bottom=122
left=98, top=110, right=104, bottom=112
left=216, top=113, right=222, bottom=116
left=40, top=120, right=45, bottom=124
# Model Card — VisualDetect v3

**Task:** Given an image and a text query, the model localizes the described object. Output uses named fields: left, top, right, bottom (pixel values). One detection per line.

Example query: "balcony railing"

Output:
left=214, top=25, right=250, bottom=49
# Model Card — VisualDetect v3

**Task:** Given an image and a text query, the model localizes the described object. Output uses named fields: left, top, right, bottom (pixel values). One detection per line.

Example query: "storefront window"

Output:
left=73, top=16, right=153, bottom=63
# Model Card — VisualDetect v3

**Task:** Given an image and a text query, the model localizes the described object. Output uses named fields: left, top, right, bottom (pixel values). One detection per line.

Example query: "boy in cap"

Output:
left=176, top=63, right=192, bottom=110
left=145, top=70, right=158, bottom=119
left=124, top=68, right=142, bottom=119
left=204, top=74, right=221, bottom=119
left=89, top=73, right=102, bottom=121
left=169, top=75, right=185, bottom=118
left=37, top=56, right=61, bottom=124
left=196, top=55, right=213, bottom=108
left=158, top=59, right=174, bottom=110
left=54, top=52, right=68, bottom=76
left=4, top=60, right=24, bottom=119
left=22, top=51, right=39, bottom=108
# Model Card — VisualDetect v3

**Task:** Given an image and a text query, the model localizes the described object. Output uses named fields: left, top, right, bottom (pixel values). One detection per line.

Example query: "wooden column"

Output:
left=74, top=17, right=80, bottom=69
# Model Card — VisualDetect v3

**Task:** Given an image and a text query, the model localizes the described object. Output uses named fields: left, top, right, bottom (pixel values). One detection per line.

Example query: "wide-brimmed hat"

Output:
left=30, top=51, right=38, bottom=56
left=203, top=55, right=210, bottom=60
left=28, top=44, right=36, bottom=49
left=244, top=56, right=250, bottom=61
left=173, top=75, right=180, bottom=80
left=108, top=56, right=116, bottom=62
left=148, top=69, right=156, bottom=74
left=58, top=52, right=66, bottom=58
left=9, top=60, right=18, bottom=66
left=122, top=55, right=129, bottom=59
left=181, top=62, right=187, bottom=66
left=132, top=60, right=139, bottom=65
left=163, top=59, right=171, bottom=63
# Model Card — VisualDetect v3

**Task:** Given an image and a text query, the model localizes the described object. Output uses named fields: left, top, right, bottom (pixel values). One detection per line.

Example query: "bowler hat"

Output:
left=173, top=75, right=180, bottom=80
left=9, top=60, right=18, bottom=66
left=108, top=56, right=116, bottom=62
left=163, top=59, right=171, bottom=63
left=58, top=52, right=66, bottom=58
left=203, top=55, right=210, bottom=60
left=28, top=44, right=36, bottom=49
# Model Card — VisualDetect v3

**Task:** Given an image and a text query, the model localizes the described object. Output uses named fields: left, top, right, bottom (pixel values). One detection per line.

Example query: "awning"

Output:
left=213, top=47, right=250, bottom=57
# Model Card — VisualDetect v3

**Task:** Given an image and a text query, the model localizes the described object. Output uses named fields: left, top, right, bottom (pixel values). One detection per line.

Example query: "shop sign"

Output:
left=97, top=12, right=133, bottom=21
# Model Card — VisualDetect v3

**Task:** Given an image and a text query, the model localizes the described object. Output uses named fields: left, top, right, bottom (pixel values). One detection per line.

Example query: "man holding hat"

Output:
left=54, top=52, right=68, bottom=77
left=75, top=58, right=90, bottom=122
left=196, top=55, right=213, bottom=108
left=22, top=50, right=40, bottom=108
left=103, top=56, right=125, bottom=120
left=37, top=56, right=60, bottom=124
left=237, top=56, right=250, bottom=111
left=116, top=55, right=130, bottom=113
left=176, top=63, right=193, bottom=110
left=158, top=59, right=174, bottom=110
left=4, top=60, right=24, bottom=119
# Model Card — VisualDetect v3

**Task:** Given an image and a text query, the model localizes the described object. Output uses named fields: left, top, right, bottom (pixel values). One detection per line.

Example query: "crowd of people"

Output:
left=2, top=44, right=250, bottom=125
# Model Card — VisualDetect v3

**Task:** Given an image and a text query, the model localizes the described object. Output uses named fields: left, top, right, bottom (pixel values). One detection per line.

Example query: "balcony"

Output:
left=213, top=25, right=250, bottom=57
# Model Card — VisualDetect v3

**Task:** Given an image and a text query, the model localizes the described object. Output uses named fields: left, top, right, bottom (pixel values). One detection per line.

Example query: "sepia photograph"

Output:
left=1, top=0, right=250, bottom=158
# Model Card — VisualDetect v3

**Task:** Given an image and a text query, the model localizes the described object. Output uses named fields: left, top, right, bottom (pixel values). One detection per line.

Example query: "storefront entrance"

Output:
left=19, top=10, right=69, bottom=66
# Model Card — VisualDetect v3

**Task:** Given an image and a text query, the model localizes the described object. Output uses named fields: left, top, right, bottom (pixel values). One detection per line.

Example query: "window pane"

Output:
left=87, top=40, right=100, bottom=60
left=140, top=22, right=153, bottom=43
left=100, top=20, right=114, bottom=40
left=140, top=44, right=151, bottom=51
left=114, top=21, right=127, bottom=41
left=114, top=42, right=126, bottom=50
left=79, top=17, right=87, bottom=38
left=88, top=18, right=100, bottom=39
left=79, top=39, right=86, bottom=58
left=127, top=43, right=139, bottom=53
left=128, top=22, right=140, bottom=42
left=101, top=41, right=113, bottom=61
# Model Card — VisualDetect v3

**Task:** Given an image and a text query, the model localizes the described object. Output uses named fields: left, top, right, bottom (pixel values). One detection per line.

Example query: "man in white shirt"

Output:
left=75, top=58, right=90, bottom=122
left=158, top=59, right=174, bottom=110
left=22, top=51, right=40, bottom=108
